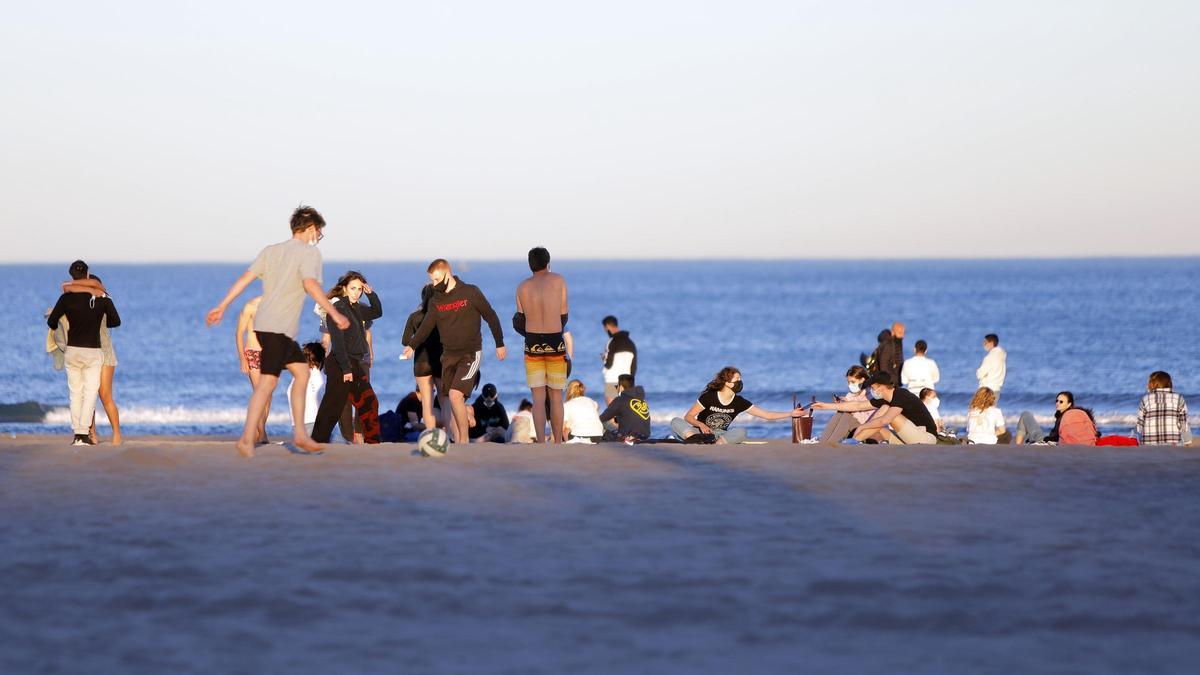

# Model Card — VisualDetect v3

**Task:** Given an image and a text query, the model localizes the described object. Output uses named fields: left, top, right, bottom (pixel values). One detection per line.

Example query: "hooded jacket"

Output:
left=602, top=330, right=638, bottom=383
left=599, top=385, right=651, bottom=438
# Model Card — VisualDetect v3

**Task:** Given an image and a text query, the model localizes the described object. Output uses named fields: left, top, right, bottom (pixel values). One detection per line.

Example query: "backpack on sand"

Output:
left=1058, top=408, right=1097, bottom=446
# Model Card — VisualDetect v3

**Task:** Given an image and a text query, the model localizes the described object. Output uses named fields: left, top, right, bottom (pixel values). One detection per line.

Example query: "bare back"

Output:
left=516, top=272, right=567, bottom=333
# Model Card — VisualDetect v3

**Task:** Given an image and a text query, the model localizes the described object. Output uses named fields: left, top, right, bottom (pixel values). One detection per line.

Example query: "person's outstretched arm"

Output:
left=744, top=405, right=805, bottom=421
left=207, top=270, right=257, bottom=327
left=812, top=399, right=873, bottom=413
left=302, top=278, right=348, bottom=330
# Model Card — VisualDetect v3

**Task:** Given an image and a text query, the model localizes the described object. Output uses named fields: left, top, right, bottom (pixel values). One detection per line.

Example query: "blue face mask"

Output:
left=848, top=382, right=862, bottom=393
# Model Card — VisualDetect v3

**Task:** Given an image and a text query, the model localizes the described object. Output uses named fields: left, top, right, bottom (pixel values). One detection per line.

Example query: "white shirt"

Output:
left=508, top=410, right=537, bottom=444
left=563, top=396, right=605, bottom=437
left=924, top=397, right=941, bottom=423
left=901, top=355, right=940, bottom=392
left=967, top=406, right=1005, bottom=444
left=976, top=346, right=1007, bottom=392
left=603, top=352, right=635, bottom=384
left=287, top=366, right=325, bottom=425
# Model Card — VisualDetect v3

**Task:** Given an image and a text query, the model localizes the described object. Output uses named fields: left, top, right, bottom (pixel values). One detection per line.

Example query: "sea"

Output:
left=3, top=259, right=1198, bottom=440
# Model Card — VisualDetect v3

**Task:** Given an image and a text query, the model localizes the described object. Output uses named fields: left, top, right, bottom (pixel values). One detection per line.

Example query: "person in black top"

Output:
left=600, top=374, right=651, bottom=441
left=468, top=383, right=509, bottom=442
left=814, top=372, right=938, bottom=444
left=601, top=316, right=638, bottom=404
left=402, top=284, right=445, bottom=432
left=670, top=366, right=809, bottom=445
left=312, top=272, right=383, bottom=444
left=47, top=260, right=122, bottom=446
left=402, top=259, right=506, bottom=444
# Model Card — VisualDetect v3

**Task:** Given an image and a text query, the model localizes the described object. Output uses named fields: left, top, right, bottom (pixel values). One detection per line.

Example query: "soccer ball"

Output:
left=417, top=428, right=450, bottom=457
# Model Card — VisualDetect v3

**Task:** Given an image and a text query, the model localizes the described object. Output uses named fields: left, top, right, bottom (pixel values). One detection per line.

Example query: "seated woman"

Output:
left=1137, top=370, right=1191, bottom=445
left=919, top=388, right=943, bottom=433
left=563, top=379, right=605, bottom=443
left=818, top=366, right=872, bottom=443
left=1015, top=391, right=1099, bottom=444
left=671, top=366, right=808, bottom=445
left=966, top=387, right=1005, bottom=444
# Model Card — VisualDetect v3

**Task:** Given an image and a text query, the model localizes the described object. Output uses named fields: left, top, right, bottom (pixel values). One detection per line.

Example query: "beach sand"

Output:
left=2, top=437, right=1198, bottom=673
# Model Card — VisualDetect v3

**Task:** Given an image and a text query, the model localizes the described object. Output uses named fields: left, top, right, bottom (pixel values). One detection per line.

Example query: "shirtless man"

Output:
left=236, top=296, right=270, bottom=444
left=513, top=247, right=569, bottom=443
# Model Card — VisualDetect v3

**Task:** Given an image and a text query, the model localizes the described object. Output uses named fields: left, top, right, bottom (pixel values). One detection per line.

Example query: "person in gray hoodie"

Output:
left=599, top=374, right=651, bottom=441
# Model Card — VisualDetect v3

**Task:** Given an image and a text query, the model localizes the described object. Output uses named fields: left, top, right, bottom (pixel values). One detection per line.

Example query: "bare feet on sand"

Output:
left=293, top=436, right=324, bottom=454
left=236, top=438, right=256, bottom=458
left=111, top=433, right=122, bottom=446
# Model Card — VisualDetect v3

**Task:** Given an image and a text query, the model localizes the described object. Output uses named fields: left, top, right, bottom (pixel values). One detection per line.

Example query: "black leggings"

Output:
left=312, top=358, right=380, bottom=444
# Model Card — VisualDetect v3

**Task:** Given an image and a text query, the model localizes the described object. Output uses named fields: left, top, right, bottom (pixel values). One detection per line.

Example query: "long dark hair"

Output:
left=418, top=284, right=434, bottom=310
left=705, top=366, right=740, bottom=392
left=327, top=271, right=367, bottom=300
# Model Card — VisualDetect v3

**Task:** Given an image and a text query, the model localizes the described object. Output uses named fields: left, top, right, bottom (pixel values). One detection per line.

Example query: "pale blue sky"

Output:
left=2, top=1, right=1196, bottom=262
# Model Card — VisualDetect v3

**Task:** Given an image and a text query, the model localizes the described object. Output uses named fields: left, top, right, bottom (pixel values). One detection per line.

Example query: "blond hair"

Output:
left=565, top=379, right=586, bottom=401
left=969, top=386, right=997, bottom=412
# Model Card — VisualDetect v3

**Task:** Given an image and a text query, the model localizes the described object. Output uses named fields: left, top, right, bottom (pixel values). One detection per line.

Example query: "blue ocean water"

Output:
left=3, top=259, right=1198, bottom=439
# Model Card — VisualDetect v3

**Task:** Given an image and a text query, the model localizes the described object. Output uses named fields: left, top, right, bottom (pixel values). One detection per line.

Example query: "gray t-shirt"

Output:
left=248, top=238, right=323, bottom=339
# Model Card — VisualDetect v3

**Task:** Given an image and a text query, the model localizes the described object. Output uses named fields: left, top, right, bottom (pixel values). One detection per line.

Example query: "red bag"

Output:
left=1096, top=435, right=1139, bottom=447
left=1058, top=409, right=1097, bottom=446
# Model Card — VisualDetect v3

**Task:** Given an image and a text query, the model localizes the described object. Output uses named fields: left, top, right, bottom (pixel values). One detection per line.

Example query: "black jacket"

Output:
left=603, top=330, right=638, bottom=375
left=328, top=292, right=382, bottom=371
left=408, top=278, right=504, bottom=354
left=599, top=385, right=651, bottom=438
left=47, top=292, right=121, bottom=348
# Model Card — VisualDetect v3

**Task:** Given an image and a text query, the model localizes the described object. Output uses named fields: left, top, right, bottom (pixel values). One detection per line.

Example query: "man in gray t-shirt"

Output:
left=206, top=205, right=349, bottom=458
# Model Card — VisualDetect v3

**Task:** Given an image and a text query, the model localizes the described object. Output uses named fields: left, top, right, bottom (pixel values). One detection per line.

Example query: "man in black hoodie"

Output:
left=47, top=260, right=121, bottom=446
left=601, top=316, right=638, bottom=404
left=600, top=374, right=651, bottom=441
left=403, top=259, right=506, bottom=443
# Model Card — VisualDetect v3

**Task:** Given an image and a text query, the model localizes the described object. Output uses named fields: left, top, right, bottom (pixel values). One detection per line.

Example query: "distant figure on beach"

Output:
left=977, top=333, right=1007, bottom=398
left=469, top=383, right=509, bottom=443
left=966, top=387, right=1006, bottom=444
left=403, top=259, right=506, bottom=444
left=672, top=367, right=809, bottom=445
left=919, top=387, right=943, bottom=433
left=818, top=366, right=872, bottom=443
left=599, top=374, right=651, bottom=442
left=205, top=205, right=349, bottom=457
left=49, top=264, right=122, bottom=446
left=513, top=247, right=568, bottom=443
left=59, top=273, right=123, bottom=446
left=1012, top=391, right=1099, bottom=444
left=403, top=284, right=445, bottom=432
left=286, top=342, right=326, bottom=437
left=865, top=328, right=902, bottom=382
left=1136, top=371, right=1190, bottom=445
left=312, top=272, right=382, bottom=444
left=235, top=296, right=270, bottom=444
left=901, top=340, right=940, bottom=393
left=563, top=379, right=605, bottom=443
left=814, top=372, right=938, bottom=444
left=508, top=399, right=537, bottom=444
left=316, top=282, right=376, bottom=444
left=601, top=316, right=638, bottom=404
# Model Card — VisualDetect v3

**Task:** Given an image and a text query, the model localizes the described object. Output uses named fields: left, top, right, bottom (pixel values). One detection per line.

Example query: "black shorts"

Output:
left=413, top=348, right=444, bottom=379
left=255, top=331, right=306, bottom=377
left=441, top=351, right=481, bottom=396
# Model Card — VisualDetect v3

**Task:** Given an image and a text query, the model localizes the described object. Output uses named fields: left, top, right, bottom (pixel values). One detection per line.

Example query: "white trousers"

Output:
left=65, top=347, right=103, bottom=434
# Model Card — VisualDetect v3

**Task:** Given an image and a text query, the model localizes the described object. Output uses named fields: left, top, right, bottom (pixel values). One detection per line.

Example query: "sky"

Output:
left=2, top=1, right=1197, bottom=262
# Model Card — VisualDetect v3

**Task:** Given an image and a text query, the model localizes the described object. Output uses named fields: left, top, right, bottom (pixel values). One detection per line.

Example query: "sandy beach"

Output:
left=2, top=437, right=1198, bottom=673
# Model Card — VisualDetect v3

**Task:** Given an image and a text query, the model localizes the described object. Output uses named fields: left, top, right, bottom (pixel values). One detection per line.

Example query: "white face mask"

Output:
left=847, top=382, right=862, bottom=393
left=928, top=397, right=940, bottom=410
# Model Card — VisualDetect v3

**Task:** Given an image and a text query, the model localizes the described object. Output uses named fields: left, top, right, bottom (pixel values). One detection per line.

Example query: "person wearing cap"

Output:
left=468, top=383, right=509, bottom=442
left=47, top=260, right=122, bottom=447
left=812, top=372, right=938, bottom=444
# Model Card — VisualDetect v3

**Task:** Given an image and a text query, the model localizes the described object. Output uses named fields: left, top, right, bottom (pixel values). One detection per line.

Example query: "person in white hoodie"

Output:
left=976, top=333, right=1007, bottom=399
left=901, top=340, right=940, bottom=393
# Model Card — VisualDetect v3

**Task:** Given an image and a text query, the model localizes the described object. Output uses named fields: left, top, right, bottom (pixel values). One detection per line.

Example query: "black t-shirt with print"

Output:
left=870, top=387, right=938, bottom=435
left=696, top=390, right=753, bottom=431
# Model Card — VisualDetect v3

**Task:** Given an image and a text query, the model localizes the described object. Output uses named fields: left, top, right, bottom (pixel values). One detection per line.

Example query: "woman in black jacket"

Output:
left=312, top=271, right=383, bottom=443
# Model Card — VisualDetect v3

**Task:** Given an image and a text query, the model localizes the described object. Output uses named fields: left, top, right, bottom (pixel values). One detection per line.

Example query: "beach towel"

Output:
left=1058, top=409, right=1097, bottom=446
left=1096, top=435, right=1138, bottom=447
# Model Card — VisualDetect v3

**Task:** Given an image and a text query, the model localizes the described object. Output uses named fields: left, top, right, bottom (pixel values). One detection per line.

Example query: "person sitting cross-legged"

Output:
left=812, top=372, right=938, bottom=444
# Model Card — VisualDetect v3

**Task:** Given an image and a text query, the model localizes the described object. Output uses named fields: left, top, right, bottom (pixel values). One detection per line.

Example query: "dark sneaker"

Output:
left=71, top=435, right=87, bottom=447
